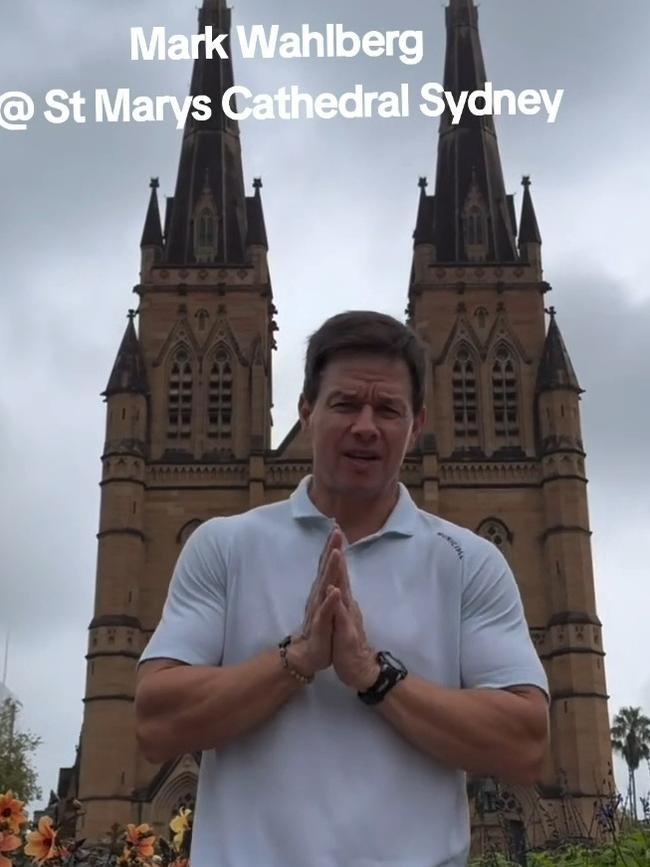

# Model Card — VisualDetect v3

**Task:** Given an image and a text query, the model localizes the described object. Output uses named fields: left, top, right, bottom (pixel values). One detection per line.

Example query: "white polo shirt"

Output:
left=139, top=476, right=549, bottom=867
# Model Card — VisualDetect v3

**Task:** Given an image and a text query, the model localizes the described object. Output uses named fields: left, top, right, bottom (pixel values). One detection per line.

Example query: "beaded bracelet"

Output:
left=278, top=635, right=314, bottom=685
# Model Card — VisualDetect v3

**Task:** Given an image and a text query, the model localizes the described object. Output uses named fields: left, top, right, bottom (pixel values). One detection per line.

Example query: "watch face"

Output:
left=379, top=651, right=407, bottom=676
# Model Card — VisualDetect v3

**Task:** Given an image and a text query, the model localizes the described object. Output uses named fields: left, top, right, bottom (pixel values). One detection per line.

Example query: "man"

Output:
left=135, top=310, right=550, bottom=867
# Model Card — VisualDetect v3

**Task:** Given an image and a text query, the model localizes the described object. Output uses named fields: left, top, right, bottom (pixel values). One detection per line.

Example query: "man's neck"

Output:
left=307, top=478, right=400, bottom=544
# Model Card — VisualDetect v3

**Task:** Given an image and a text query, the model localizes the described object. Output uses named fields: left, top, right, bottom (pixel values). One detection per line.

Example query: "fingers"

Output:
left=322, top=548, right=352, bottom=608
left=312, top=528, right=345, bottom=606
left=303, top=528, right=341, bottom=628
left=311, top=585, right=340, bottom=634
left=316, top=525, right=339, bottom=577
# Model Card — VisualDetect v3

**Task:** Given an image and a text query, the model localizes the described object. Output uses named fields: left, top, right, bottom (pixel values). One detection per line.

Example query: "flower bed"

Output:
left=0, top=792, right=191, bottom=867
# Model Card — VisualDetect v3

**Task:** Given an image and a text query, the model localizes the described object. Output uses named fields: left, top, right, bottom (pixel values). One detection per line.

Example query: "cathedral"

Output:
left=52, top=0, right=613, bottom=856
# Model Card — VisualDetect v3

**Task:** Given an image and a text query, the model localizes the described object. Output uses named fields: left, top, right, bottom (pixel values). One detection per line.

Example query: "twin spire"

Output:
left=139, top=0, right=265, bottom=266
left=139, top=0, right=540, bottom=269
left=413, top=0, right=542, bottom=264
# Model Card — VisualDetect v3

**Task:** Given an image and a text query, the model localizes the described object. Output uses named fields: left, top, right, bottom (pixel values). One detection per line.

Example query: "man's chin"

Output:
left=329, top=474, right=394, bottom=500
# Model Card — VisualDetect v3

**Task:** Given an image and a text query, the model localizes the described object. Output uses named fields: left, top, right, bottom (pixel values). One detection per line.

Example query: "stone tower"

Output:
left=55, top=0, right=612, bottom=854
left=70, top=0, right=276, bottom=841
left=408, top=0, right=612, bottom=847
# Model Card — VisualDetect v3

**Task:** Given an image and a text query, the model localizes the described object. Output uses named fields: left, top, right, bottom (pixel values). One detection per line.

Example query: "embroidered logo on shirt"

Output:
left=437, top=531, right=464, bottom=561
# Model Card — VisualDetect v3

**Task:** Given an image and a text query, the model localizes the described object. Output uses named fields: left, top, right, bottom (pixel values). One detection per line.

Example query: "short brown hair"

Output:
left=302, top=311, right=427, bottom=414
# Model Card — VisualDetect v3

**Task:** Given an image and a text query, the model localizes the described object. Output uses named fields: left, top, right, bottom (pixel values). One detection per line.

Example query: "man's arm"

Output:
left=328, top=539, right=550, bottom=786
left=136, top=554, right=342, bottom=763
left=135, top=651, right=305, bottom=763
left=375, top=679, right=549, bottom=785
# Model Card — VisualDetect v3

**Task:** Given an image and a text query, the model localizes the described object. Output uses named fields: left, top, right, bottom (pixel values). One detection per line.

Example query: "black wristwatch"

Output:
left=357, top=651, right=408, bottom=705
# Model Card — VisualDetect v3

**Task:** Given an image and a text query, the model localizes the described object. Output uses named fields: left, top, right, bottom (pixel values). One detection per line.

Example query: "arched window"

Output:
left=207, top=348, right=233, bottom=440
left=452, top=347, right=479, bottom=447
left=462, top=200, right=489, bottom=262
left=478, top=518, right=512, bottom=560
left=178, top=519, right=202, bottom=546
left=474, top=306, right=489, bottom=331
left=193, top=206, right=218, bottom=263
left=492, top=345, right=519, bottom=443
left=195, top=309, right=209, bottom=332
left=168, top=347, right=193, bottom=439
left=465, top=206, right=485, bottom=246
left=198, top=210, right=215, bottom=247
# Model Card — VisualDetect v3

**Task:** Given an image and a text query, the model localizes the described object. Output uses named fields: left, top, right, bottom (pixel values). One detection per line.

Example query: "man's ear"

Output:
left=298, top=394, right=312, bottom=431
left=408, top=406, right=427, bottom=451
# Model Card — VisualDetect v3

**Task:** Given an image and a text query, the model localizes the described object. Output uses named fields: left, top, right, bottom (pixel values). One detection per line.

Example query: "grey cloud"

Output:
left=1, top=0, right=649, bottom=811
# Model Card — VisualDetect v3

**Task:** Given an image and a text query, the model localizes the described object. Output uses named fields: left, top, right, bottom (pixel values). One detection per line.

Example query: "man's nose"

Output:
left=350, top=404, right=379, bottom=438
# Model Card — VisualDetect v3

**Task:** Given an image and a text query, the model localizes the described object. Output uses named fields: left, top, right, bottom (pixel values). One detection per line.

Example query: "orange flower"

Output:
left=0, top=793, right=27, bottom=835
left=24, top=816, right=60, bottom=864
left=125, top=823, right=156, bottom=860
left=0, top=829, right=23, bottom=867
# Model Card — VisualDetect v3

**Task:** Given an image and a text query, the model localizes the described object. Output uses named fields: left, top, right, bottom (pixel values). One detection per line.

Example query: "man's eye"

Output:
left=379, top=406, right=400, bottom=417
left=333, top=402, right=356, bottom=411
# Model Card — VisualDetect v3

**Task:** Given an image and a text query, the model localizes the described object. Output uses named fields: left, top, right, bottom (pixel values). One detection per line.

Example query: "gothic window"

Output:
left=474, top=306, right=489, bottom=331
left=465, top=206, right=485, bottom=246
left=492, top=345, right=519, bottom=443
left=178, top=519, right=202, bottom=546
left=168, top=347, right=193, bottom=439
left=452, top=347, right=479, bottom=446
left=198, top=210, right=215, bottom=246
left=194, top=207, right=218, bottom=263
left=462, top=205, right=489, bottom=262
left=462, top=175, right=489, bottom=262
left=478, top=518, right=512, bottom=560
left=195, top=309, right=209, bottom=332
left=207, top=348, right=233, bottom=440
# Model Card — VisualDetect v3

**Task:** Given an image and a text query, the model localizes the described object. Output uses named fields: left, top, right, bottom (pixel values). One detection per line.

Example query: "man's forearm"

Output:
left=135, top=647, right=306, bottom=763
left=375, top=675, right=548, bottom=785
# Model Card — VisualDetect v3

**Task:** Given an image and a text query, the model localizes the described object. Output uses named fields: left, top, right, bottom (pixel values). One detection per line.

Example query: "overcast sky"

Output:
left=1, top=0, right=649, bottom=820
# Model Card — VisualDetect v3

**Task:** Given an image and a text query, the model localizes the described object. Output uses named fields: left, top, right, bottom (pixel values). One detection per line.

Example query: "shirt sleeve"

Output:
left=137, top=518, right=227, bottom=669
left=460, top=539, right=549, bottom=702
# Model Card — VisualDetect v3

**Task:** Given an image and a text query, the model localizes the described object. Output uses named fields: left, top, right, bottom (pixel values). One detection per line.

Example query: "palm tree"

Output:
left=611, top=706, right=650, bottom=821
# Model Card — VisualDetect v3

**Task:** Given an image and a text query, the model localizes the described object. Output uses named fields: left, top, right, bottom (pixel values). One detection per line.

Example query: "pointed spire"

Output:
left=431, top=0, right=517, bottom=262
left=448, top=0, right=478, bottom=25
left=140, top=178, right=163, bottom=248
left=103, top=312, right=149, bottom=398
left=413, top=177, right=435, bottom=246
left=246, top=178, right=268, bottom=248
left=164, top=0, right=248, bottom=265
left=519, top=176, right=542, bottom=245
left=537, top=308, right=582, bottom=394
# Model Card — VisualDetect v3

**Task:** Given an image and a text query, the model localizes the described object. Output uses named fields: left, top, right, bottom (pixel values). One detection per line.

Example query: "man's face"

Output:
left=298, top=352, right=426, bottom=500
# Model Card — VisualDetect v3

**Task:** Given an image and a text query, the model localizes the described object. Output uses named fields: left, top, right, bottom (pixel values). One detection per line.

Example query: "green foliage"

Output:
left=0, top=697, right=43, bottom=806
left=611, top=708, right=650, bottom=774
left=469, top=825, right=650, bottom=867
left=611, top=706, right=650, bottom=823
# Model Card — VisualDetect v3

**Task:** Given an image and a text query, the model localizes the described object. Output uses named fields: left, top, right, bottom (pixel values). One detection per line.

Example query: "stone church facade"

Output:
left=53, top=0, right=613, bottom=855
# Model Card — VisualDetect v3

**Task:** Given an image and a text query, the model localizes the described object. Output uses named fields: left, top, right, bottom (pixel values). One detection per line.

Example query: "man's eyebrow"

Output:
left=326, top=389, right=407, bottom=406
left=377, top=394, right=407, bottom=405
left=326, top=389, right=359, bottom=399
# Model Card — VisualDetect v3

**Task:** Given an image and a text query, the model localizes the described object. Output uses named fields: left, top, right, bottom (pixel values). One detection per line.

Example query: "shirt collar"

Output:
left=289, top=474, right=418, bottom=539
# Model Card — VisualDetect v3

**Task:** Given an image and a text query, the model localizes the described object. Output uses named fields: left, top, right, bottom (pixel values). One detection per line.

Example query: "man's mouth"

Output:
left=343, top=451, right=381, bottom=462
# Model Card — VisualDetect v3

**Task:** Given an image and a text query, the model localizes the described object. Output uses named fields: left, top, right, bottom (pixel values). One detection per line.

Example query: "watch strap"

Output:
left=357, top=651, right=407, bottom=705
